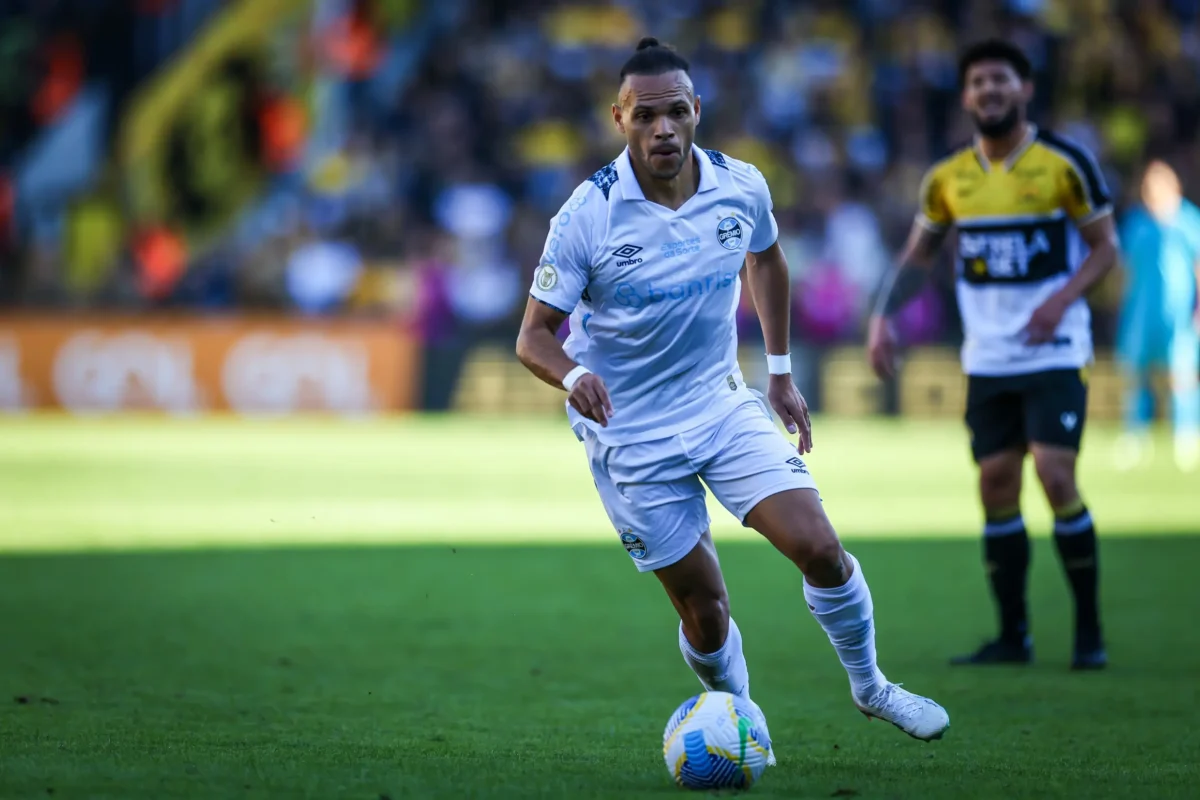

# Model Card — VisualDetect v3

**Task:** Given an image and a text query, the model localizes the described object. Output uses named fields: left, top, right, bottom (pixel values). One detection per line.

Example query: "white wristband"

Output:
left=562, top=365, right=592, bottom=391
left=766, top=353, right=792, bottom=375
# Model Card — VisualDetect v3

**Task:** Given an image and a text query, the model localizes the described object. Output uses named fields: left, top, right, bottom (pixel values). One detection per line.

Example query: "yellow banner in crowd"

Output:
left=0, top=315, right=418, bottom=414
left=452, top=345, right=1126, bottom=421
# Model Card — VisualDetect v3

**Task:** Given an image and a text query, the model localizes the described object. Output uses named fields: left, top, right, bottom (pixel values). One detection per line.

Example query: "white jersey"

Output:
left=529, top=144, right=779, bottom=445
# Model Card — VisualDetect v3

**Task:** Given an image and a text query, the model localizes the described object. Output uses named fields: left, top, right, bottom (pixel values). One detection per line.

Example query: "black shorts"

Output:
left=965, top=368, right=1088, bottom=462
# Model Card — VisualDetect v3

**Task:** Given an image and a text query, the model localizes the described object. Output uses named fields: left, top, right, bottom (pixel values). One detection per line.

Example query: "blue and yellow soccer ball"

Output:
left=662, top=691, right=772, bottom=790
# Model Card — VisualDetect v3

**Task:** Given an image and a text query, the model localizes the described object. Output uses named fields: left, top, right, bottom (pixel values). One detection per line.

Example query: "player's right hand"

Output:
left=866, top=315, right=899, bottom=380
left=568, top=373, right=615, bottom=427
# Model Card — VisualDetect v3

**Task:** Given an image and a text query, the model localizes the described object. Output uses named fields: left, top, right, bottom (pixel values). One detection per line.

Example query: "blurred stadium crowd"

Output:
left=2, top=0, right=1199, bottom=360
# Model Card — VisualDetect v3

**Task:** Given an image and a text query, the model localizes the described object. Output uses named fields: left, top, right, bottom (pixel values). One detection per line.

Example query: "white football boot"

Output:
left=854, top=683, right=950, bottom=742
left=745, top=698, right=777, bottom=767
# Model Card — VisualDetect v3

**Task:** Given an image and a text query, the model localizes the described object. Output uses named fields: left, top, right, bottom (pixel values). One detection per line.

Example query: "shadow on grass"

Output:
left=0, top=536, right=1197, bottom=799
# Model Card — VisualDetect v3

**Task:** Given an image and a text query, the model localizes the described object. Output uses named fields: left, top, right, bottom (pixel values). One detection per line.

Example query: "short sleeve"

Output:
left=1057, top=144, right=1113, bottom=226
left=748, top=167, right=780, bottom=253
left=916, top=165, right=951, bottom=232
left=529, top=185, right=598, bottom=315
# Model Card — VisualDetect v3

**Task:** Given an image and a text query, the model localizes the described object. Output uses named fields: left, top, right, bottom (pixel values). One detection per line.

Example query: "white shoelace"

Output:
left=872, top=683, right=928, bottom=720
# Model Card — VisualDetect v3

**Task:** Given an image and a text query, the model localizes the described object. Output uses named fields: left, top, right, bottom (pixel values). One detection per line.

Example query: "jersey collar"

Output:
left=616, top=143, right=720, bottom=202
left=973, top=123, right=1037, bottom=173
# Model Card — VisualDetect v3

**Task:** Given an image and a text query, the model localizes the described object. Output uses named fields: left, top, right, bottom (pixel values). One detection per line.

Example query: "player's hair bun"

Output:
left=636, top=36, right=661, bottom=51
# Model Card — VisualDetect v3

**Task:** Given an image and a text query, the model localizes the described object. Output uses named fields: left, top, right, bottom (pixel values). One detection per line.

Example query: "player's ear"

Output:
left=612, top=103, right=625, bottom=135
left=1020, top=79, right=1034, bottom=104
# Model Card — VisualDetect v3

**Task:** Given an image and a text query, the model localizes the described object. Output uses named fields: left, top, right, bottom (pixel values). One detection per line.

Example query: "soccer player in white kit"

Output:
left=515, top=37, right=950, bottom=752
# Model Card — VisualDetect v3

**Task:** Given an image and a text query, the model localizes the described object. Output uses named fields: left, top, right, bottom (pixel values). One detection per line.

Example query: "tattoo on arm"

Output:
left=874, top=266, right=931, bottom=318
left=872, top=224, right=946, bottom=318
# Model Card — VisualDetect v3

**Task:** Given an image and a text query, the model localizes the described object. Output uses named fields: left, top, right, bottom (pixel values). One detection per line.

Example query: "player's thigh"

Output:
left=583, top=430, right=709, bottom=573
left=1023, top=368, right=1087, bottom=453
left=742, top=486, right=844, bottom=585
left=696, top=400, right=842, bottom=577
left=965, top=375, right=1026, bottom=463
left=698, top=398, right=819, bottom=526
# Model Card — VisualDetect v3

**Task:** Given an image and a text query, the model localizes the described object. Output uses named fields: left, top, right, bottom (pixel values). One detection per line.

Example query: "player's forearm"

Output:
left=872, top=224, right=943, bottom=320
left=872, top=263, right=930, bottom=320
left=515, top=326, right=578, bottom=390
left=1054, top=239, right=1117, bottom=306
left=746, top=252, right=791, bottom=355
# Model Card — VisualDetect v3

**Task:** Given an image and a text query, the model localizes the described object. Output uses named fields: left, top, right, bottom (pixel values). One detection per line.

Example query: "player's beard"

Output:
left=643, top=150, right=685, bottom=181
left=972, top=105, right=1021, bottom=139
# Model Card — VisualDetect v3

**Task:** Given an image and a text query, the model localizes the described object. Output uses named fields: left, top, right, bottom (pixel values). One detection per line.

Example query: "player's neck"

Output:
left=632, top=153, right=701, bottom=211
left=977, top=121, right=1032, bottom=165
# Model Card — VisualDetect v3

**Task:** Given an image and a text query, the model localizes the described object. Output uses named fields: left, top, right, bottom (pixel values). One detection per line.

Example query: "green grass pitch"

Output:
left=1, top=414, right=1197, bottom=798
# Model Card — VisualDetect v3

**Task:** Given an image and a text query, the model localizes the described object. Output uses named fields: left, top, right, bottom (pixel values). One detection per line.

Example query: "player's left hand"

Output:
left=768, top=374, right=812, bottom=454
left=1023, top=294, right=1069, bottom=344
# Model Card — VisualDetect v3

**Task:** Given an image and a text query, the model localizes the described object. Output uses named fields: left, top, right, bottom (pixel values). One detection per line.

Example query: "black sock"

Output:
left=1053, top=507, right=1101, bottom=642
left=983, top=514, right=1030, bottom=645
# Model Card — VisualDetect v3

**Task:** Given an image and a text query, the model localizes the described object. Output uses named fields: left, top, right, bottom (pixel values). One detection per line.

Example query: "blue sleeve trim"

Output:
left=531, top=294, right=571, bottom=315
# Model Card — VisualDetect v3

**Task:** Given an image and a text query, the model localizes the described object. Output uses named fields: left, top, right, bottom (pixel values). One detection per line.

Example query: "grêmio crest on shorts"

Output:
left=528, top=144, right=780, bottom=446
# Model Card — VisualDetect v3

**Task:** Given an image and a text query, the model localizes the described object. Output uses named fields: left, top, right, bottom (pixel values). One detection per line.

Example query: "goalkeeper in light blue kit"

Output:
left=1115, top=160, right=1200, bottom=472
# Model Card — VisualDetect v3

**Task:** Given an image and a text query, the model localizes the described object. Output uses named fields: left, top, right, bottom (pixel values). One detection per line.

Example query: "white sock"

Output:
left=678, top=617, right=750, bottom=699
left=803, top=552, right=887, bottom=704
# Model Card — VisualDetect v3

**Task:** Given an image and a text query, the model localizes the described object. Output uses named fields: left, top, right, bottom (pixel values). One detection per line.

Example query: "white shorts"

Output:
left=578, top=395, right=819, bottom=572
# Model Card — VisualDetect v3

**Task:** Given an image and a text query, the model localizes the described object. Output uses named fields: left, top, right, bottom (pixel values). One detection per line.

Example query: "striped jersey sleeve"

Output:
left=1037, top=130, right=1113, bottom=226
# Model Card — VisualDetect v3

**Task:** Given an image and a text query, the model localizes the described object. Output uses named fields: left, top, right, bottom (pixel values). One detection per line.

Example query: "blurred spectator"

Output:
left=3, top=0, right=1200, bottom=370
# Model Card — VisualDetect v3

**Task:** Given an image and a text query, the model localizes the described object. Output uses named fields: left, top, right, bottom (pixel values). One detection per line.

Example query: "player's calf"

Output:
left=655, top=533, right=753, bottom=699
left=954, top=448, right=1034, bottom=664
left=745, top=488, right=948, bottom=741
left=677, top=594, right=729, bottom=656
left=656, top=531, right=730, bottom=653
left=747, top=489, right=884, bottom=696
left=1032, top=444, right=1105, bottom=666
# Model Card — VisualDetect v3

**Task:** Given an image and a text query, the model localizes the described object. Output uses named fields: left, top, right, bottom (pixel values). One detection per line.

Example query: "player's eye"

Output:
left=671, top=107, right=687, bottom=117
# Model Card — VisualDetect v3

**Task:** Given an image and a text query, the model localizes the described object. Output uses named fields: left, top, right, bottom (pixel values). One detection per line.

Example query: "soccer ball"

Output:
left=662, top=691, right=772, bottom=790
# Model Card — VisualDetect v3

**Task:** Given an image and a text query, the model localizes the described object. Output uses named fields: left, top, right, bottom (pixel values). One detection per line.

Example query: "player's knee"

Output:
left=679, top=593, right=729, bottom=653
left=770, top=510, right=841, bottom=572
left=979, top=464, right=1021, bottom=510
left=1034, top=459, right=1077, bottom=508
left=802, top=535, right=848, bottom=587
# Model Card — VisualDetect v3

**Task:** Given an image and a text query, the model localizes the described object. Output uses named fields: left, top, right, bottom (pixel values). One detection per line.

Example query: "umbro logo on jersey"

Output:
left=613, top=244, right=644, bottom=266
left=786, top=457, right=808, bottom=474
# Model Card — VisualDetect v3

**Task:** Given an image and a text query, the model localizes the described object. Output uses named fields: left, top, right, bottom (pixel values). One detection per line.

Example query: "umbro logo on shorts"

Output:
left=613, top=244, right=644, bottom=266
left=786, top=457, right=808, bottom=474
